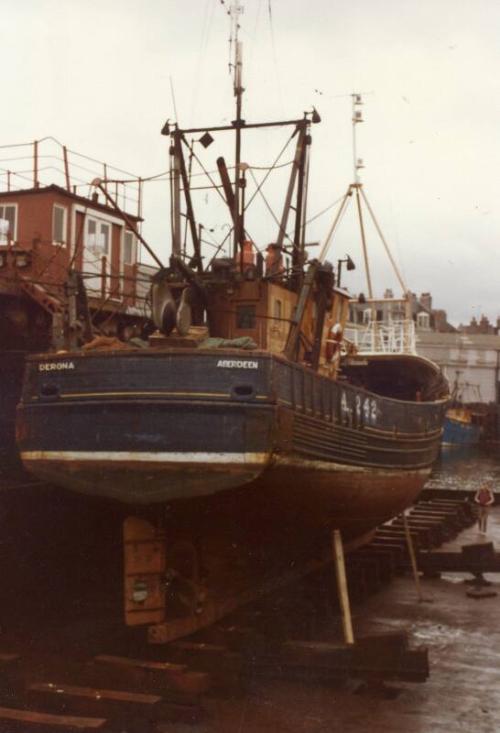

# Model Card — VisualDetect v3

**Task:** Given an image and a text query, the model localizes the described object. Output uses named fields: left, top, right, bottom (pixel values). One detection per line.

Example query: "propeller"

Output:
left=151, top=280, right=176, bottom=336
left=152, top=281, right=194, bottom=337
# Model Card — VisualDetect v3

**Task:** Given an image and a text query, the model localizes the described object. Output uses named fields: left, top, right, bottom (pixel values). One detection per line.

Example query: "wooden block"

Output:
left=93, top=654, right=210, bottom=695
left=123, top=517, right=166, bottom=627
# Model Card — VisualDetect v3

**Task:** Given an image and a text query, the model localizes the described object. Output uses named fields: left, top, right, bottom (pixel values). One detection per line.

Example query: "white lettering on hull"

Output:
left=38, top=362, right=76, bottom=372
left=216, top=359, right=258, bottom=369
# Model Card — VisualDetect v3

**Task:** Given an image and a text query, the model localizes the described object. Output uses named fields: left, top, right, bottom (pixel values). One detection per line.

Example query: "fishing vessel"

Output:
left=442, top=407, right=481, bottom=448
left=441, top=379, right=482, bottom=449
left=16, top=3, right=448, bottom=636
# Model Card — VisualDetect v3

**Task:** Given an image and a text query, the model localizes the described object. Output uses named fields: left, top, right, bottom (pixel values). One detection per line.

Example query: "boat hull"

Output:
left=17, top=349, right=445, bottom=540
left=442, top=415, right=481, bottom=448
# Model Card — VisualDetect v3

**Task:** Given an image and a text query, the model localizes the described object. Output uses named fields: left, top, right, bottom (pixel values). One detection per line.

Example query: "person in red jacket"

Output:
left=474, top=484, right=495, bottom=534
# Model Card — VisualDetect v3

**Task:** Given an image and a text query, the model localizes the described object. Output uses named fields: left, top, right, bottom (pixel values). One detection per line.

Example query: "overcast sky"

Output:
left=2, top=0, right=499, bottom=325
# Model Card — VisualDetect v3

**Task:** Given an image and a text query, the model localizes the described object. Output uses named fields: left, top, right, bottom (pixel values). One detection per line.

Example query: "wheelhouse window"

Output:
left=123, top=230, right=135, bottom=265
left=236, top=304, right=256, bottom=329
left=86, top=217, right=110, bottom=255
left=0, top=204, right=16, bottom=244
left=52, top=205, right=67, bottom=245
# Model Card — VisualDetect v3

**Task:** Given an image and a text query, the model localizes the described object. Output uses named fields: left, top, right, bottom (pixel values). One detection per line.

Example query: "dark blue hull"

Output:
left=16, top=348, right=447, bottom=538
left=442, top=416, right=481, bottom=448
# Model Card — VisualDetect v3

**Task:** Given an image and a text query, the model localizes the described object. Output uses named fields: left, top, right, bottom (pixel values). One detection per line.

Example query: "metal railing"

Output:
left=0, top=137, right=143, bottom=218
left=344, top=319, right=416, bottom=355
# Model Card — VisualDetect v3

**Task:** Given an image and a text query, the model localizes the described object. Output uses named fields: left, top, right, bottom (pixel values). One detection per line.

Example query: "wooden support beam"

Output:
left=402, top=513, right=426, bottom=603
left=332, top=529, right=354, bottom=645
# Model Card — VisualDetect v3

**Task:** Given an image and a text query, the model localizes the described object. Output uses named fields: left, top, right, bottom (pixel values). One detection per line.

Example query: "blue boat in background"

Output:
left=442, top=407, right=481, bottom=448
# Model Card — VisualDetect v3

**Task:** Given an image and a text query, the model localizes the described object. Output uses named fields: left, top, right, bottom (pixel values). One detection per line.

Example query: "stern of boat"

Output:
left=16, top=349, right=277, bottom=503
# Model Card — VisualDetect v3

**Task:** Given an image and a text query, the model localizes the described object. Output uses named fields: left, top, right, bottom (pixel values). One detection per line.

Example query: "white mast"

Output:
left=352, top=93, right=364, bottom=184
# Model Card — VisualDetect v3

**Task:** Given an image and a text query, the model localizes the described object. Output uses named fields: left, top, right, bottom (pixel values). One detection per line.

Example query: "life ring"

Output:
left=325, top=323, right=343, bottom=362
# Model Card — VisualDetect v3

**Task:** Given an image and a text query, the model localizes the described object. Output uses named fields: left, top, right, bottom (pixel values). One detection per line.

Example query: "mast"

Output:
left=230, top=1, right=244, bottom=257
left=352, top=93, right=364, bottom=185
left=293, top=122, right=311, bottom=290
left=170, top=133, right=182, bottom=258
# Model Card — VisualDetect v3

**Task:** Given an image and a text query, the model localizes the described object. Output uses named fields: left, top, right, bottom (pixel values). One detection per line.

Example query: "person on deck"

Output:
left=474, top=484, right=495, bottom=534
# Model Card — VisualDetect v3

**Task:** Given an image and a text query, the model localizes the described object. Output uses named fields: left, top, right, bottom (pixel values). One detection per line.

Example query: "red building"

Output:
left=0, top=183, right=147, bottom=351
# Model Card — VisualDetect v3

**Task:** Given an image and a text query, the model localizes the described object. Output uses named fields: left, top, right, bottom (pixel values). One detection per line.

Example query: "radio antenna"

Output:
left=228, top=1, right=244, bottom=257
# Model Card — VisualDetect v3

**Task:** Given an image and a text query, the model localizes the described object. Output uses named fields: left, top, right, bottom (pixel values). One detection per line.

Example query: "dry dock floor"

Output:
left=1, top=488, right=499, bottom=732
left=201, top=507, right=500, bottom=733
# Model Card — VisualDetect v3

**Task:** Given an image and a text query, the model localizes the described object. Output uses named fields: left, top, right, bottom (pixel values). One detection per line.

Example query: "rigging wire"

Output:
left=206, top=227, right=233, bottom=268
left=190, top=0, right=216, bottom=124
left=303, top=194, right=348, bottom=227
left=267, top=0, right=284, bottom=115
left=243, top=129, right=296, bottom=212
left=247, top=0, right=263, bottom=70
left=248, top=167, right=292, bottom=245
left=169, top=77, right=179, bottom=124
left=186, top=141, right=231, bottom=209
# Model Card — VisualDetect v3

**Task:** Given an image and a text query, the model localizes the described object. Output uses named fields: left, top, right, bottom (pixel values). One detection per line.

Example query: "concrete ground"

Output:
left=199, top=507, right=500, bottom=733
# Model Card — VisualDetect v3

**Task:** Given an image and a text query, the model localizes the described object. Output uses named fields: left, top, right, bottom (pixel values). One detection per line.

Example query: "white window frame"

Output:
left=0, top=202, right=18, bottom=244
left=52, top=204, right=67, bottom=245
left=417, top=312, right=430, bottom=330
left=70, top=204, right=124, bottom=257
left=71, top=205, right=133, bottom=301
left=123, top=229, right=136, bottom=265
left=86, top=216, right=111, bottom=255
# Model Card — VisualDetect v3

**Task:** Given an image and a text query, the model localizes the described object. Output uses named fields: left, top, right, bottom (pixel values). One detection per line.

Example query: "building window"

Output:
left=274, top=299, right=282, bottom=320
left=123, top=230, right=135, bottom=264
left=86, top=217, right=110, bottom=255
left=0, top=204, right=16, bottom=244
left=417, top=312, right=430, bottom=330
left=52, top=205, right=67, bottom=244
left=236, top=304, right=256, bottom=329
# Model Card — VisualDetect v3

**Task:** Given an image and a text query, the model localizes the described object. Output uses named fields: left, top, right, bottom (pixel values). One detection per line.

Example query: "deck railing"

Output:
left=344, top=319, right=416, bottom=355
left=0, top=137, right=143, bottom=218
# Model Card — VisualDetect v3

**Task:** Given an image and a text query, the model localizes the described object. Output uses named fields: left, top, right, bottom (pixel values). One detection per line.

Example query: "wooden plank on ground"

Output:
left=29, top=682, right=161, bottom=705
left=0, top=706, right=106, bottom=729
left=94, top=654, right=185, bottom=673
left=0, top=653, right=19, bottom=663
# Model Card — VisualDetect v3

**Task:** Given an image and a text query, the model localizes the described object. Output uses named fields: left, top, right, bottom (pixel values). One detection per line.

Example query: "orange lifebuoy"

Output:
left=325, top=323, right=343, bottom=362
